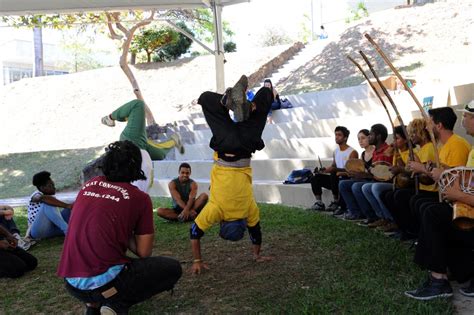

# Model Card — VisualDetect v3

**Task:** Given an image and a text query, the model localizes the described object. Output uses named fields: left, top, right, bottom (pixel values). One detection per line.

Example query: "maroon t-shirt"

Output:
left=57, top=176, right=154, bottom=278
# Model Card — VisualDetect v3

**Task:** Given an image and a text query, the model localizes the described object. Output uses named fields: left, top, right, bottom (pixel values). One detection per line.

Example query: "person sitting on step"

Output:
left=157, top=162, right=208, bottom=222
left=309, top=126, right=358, bottom=212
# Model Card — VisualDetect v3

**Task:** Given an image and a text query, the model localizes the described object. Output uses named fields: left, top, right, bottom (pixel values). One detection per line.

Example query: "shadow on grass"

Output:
left=0, top=200, right=453, bottom=314
left=0, top=146, right=104, bottom=199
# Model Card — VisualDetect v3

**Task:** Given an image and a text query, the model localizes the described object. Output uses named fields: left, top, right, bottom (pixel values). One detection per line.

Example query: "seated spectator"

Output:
left=28, top=171, right=73, bottom=239
left=407, top=107, right=471, bottom=235
left=57, top=140, right=182, bottom=314
left=0, top=205, right=34, bottom=250
left=263, top=79, right=281, bottom=124
left=310, top=126, right=358, bottom=212
left=383, top=118, right=436, bottom=240
left=339, top=124, right=392, bottom=222
left=157, top=163, right=208, bottom=222
left=0, top=224, right=37, bottom=278
left=319, top=25, right=328, bottom=39
left=405, top=101, right=474, bottom=300
left=361, top=125, right=409, bottom=232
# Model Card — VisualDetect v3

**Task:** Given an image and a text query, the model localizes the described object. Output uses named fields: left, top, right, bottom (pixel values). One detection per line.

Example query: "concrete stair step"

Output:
left=173, top=136, right=340, bottom=161
left=149, top=178, right=334, bottom=209
left=153, top=158, right=333, bottom=182
left=177, top=112, right=396, bottom=145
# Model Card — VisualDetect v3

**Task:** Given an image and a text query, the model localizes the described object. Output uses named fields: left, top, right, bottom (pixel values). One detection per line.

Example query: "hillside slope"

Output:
left=0, top=45, right=290, bottom=154
left=278, top=0, right=473, bottom=94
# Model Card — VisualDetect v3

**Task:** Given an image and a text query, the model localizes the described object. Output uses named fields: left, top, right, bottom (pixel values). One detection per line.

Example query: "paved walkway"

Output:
left=0, top=191, right=78, bottom=207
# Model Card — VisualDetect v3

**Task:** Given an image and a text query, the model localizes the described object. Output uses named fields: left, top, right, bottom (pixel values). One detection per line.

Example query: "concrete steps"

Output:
left=149, top=178, right=331, bottom=209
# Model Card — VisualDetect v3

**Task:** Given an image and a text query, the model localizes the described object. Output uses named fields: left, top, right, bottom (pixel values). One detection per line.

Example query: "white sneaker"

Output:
left=170, top=133, right=185, bottom=154
left=101, top=115, right=115, bottom=127
left=17, top=237, right=31, bottom=251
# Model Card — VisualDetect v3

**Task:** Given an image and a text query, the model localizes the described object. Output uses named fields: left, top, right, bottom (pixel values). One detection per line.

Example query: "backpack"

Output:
left=283, top=168, right=313, bottom=184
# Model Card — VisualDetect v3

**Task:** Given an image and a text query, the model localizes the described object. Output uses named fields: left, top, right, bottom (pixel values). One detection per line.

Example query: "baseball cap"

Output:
left=219, top=219, right=247, bottom=241
left=457, top=100, right=474, bottom=114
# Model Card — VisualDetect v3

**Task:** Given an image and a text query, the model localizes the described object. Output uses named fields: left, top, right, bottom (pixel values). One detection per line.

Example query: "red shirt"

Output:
left=57, top=176, right=154, bottom=277
left=372, top=142, right=393, bottom=165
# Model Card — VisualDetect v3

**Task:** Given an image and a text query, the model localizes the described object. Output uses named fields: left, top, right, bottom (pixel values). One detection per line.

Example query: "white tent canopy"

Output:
left=0, top=0, right=250, bottom=92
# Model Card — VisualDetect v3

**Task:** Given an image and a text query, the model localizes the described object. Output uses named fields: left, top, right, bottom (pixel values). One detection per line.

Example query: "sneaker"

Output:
left=405, top=275, right=453, bottom=300
left=333, top=207, right=346, bottom=216
left=170, top=133, right=185, bottom=154
left=343, top=213, right=363, bottom=221
left=101, top=115, right=115, bottom=127
left=221, top=87, right=232, bottom=109
left=459, top=279, right=474, bottom=297
left=368, top=219, right=386, bottom=228
left=231, top=75, right=249, bottom=122
left=16, top=237, right=31, bottom=251
left=357, top=218, right=376, bottom=227
left=310, top=201, right=325, bottom=211
left=327, top=201, right=340, bottom=212
left=378, top=222, right=398, bottom=233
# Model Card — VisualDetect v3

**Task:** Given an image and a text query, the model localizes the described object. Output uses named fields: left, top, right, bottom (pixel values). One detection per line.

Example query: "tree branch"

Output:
left=105, top=12, right=123, bottom=40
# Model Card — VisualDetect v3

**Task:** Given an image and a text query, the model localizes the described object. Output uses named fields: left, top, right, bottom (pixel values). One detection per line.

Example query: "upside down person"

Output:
left=189, top=75, right=274, bottom=274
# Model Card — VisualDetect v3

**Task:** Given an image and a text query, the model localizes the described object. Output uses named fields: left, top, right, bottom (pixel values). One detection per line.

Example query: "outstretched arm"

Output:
left=190, top=223, right=209, bottom=274
left=248, top=223, right=273, bottom=262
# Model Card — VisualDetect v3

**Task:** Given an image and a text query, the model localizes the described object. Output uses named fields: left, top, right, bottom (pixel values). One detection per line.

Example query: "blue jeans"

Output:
left=362, top=182, right=393, bottom=220
left=30, top=204, right=71, bottom=239
left=339, top=179, right=367, bottom=217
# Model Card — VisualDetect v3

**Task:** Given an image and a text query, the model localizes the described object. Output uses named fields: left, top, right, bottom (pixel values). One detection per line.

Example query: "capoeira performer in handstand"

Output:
left=189, top=75, right=274, bottom=274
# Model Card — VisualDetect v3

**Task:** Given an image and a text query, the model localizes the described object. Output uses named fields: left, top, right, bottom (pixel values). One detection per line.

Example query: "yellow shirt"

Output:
left=195, top=164, right=260, bottom=231
left=439, top=134, right=471, bottom=167
left=466, top=148, right=474, bottom=167
left=393, top=149, right=410, bottom=165
left=417, top=142, right=437, bottom=192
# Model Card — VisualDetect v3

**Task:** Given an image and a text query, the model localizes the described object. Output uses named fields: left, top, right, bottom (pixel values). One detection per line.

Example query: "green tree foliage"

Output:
left=223, top=41, right=237, bottom=53
left=345, top=1, right=369, bottom=23
left=59, top=29, right=104, bottom=72
left=131, top=26, right=178, bottom=63
left=260, top=27, right=293, bottom=47
left=187, top=8, right=234, bottom=44
left=154, top=22, right=194, bottom=62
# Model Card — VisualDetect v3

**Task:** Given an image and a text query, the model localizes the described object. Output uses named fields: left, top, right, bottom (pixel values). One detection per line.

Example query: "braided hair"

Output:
left=101, top=140, right=146, bottom=183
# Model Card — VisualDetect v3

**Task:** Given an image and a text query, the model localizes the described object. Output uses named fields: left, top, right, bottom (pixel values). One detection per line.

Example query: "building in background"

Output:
left=0, top=38, right=69, bottom=85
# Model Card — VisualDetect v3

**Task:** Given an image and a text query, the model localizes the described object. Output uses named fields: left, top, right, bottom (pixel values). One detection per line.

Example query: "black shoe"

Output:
left=343, top=213, right=363, bottom=221
left=310, top=201, right=325, bottom=211
left=333, top=207, right=345, bottom=216
left=327, top=201, right=339, bottom=212
left=459, top=279, right=474, bottom=297
left=405, top=275, right=453, bottom=300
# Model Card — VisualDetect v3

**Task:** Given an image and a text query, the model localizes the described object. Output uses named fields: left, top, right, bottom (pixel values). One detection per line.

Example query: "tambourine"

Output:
left=345, top=159, right=366, bottom=173
left=370, top=161, right=394, bottom=182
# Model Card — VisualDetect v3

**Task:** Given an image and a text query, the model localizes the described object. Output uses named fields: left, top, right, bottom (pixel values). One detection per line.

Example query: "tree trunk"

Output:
left=106, top=12, right=156, bottom=125
left=131, top=52, right=136, bottom=65
left=147, top=52, right=151, bottom=63
left=33, top=27, right=44, bottom=77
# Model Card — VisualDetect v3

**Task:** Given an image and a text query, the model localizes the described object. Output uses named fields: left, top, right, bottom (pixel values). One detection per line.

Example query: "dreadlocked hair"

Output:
left=408, top=118, right=430, bottom=144
left=101, top=140, right=146, bottom=183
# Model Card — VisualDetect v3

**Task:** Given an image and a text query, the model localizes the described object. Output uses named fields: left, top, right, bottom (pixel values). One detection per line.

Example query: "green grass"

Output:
left=0, top=198, right=453, bottom=314
left=0, top=147, right=103, bottom=199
